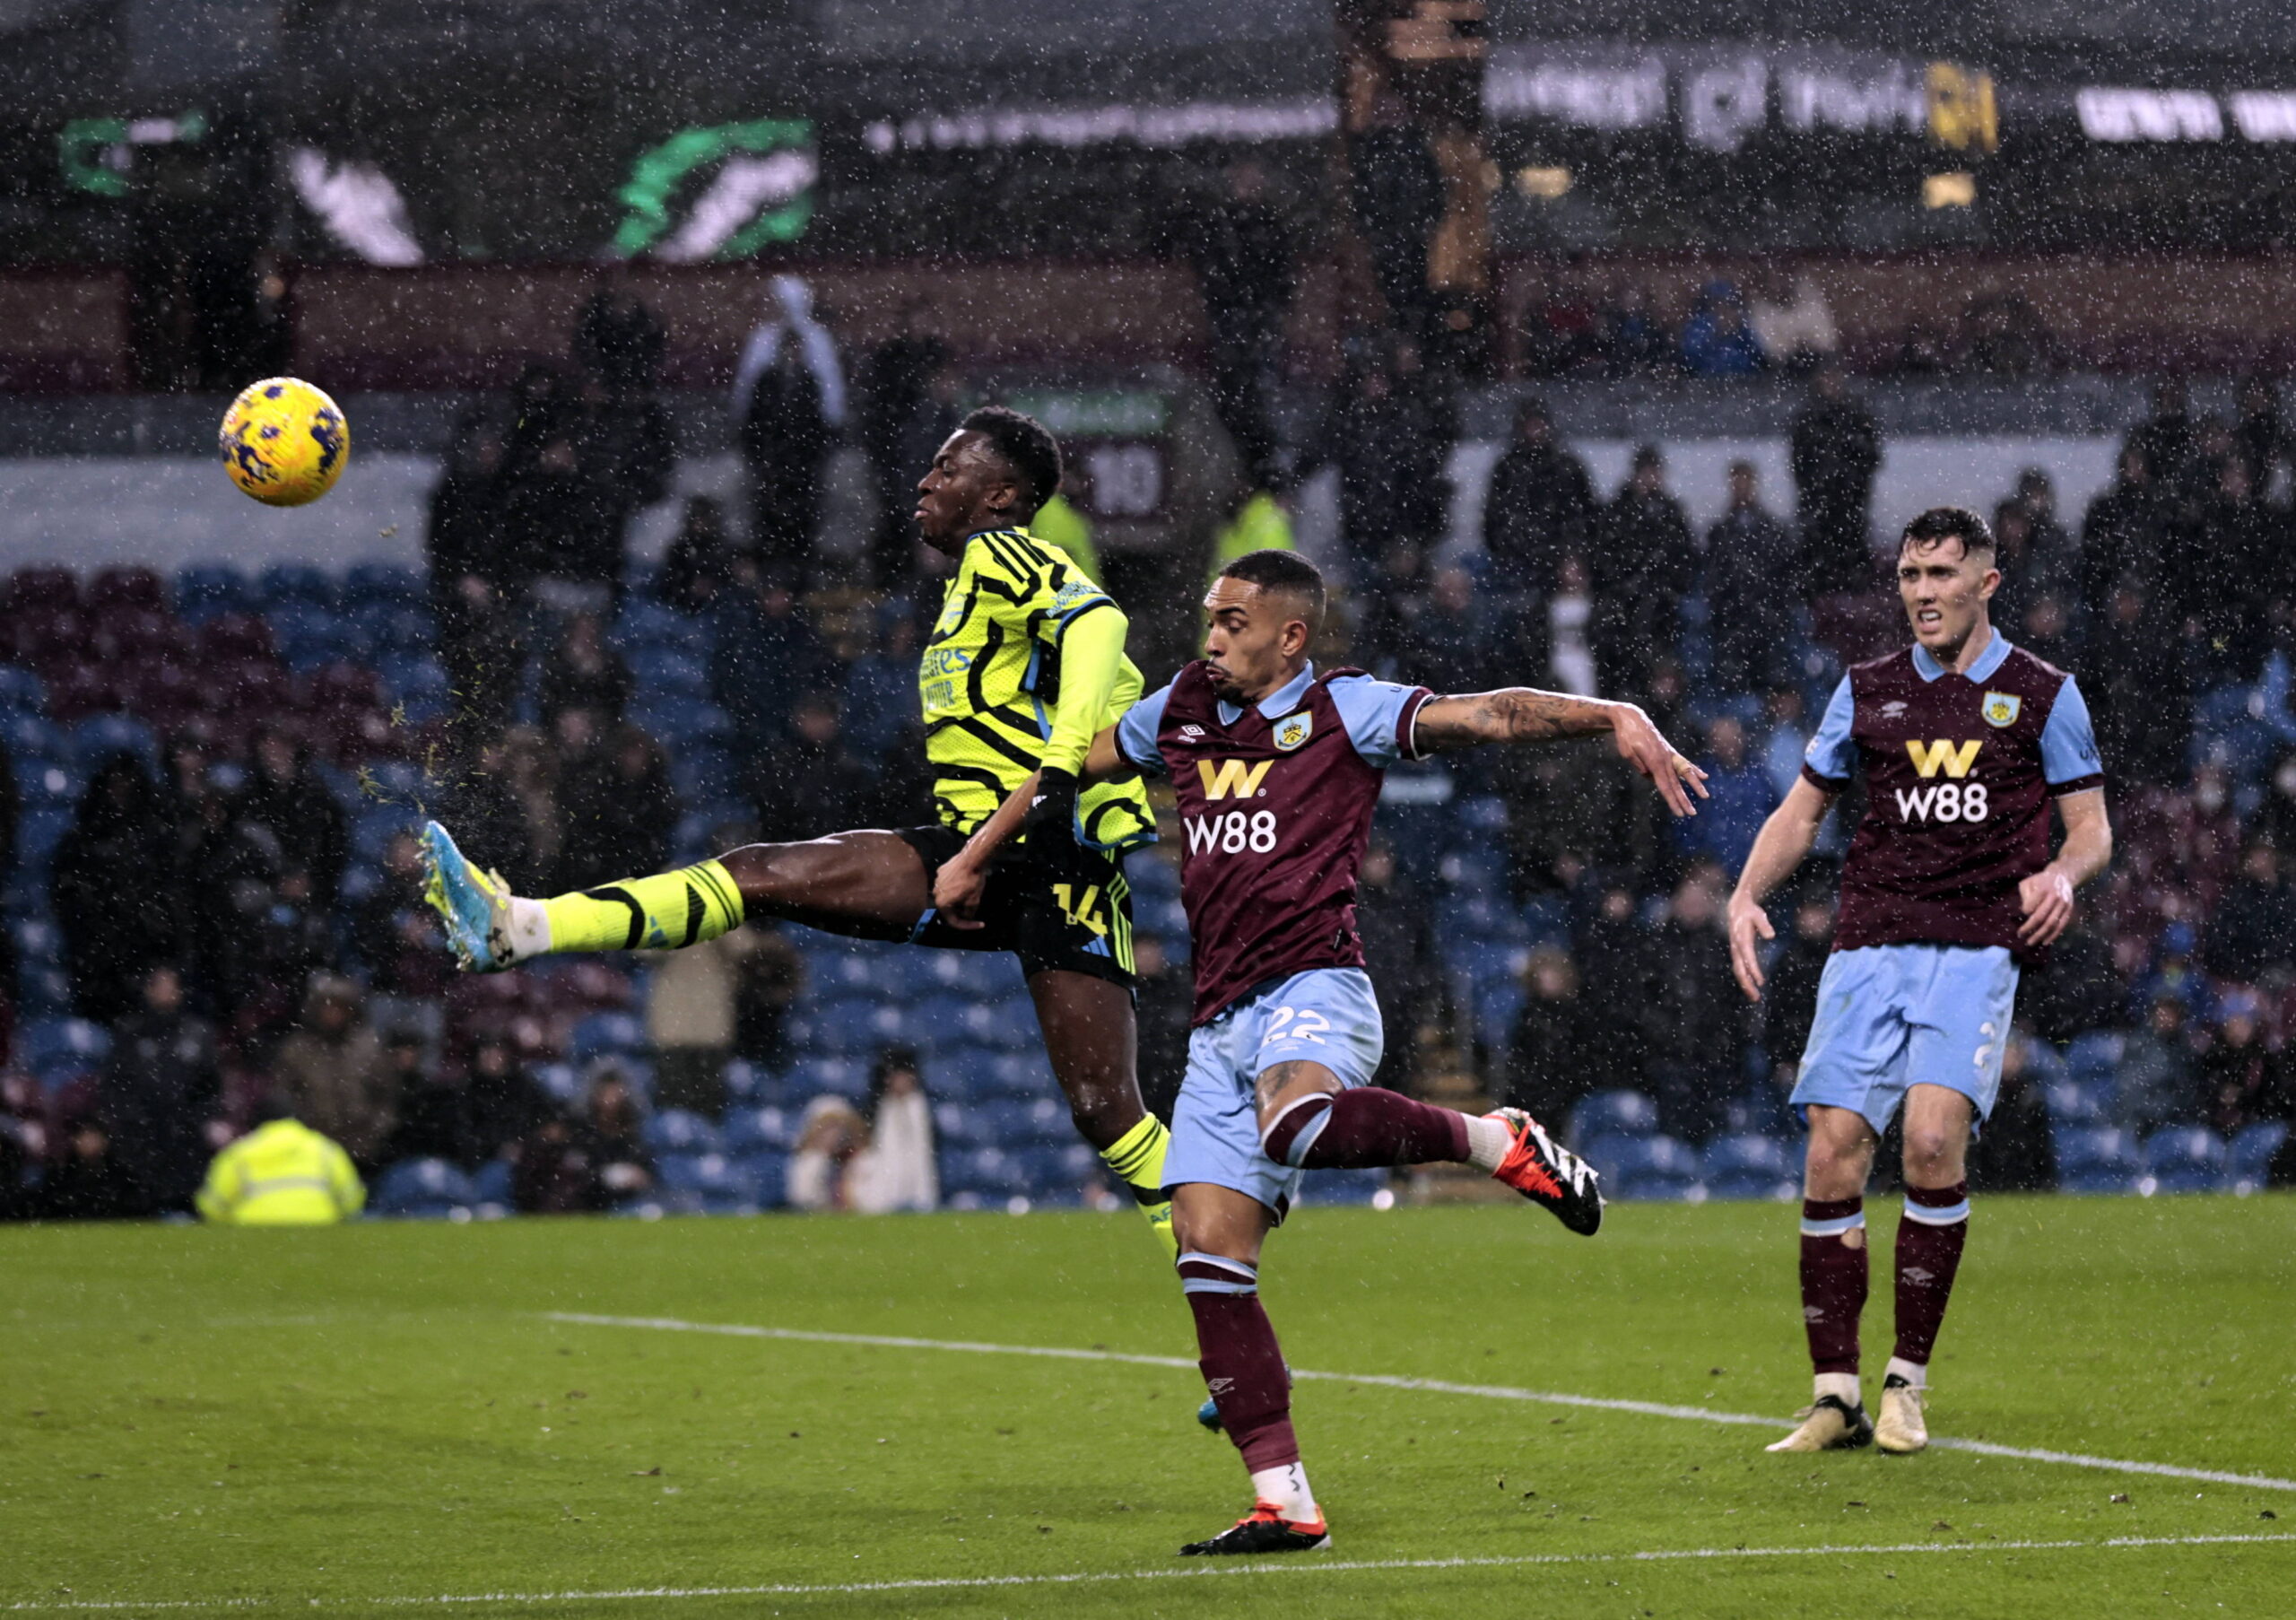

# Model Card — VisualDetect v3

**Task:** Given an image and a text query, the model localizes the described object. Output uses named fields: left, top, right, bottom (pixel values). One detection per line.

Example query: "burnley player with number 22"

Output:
left=934, top=551, right=1709, bottom=1555
left=1727, top=507, right=2112, bottom=1456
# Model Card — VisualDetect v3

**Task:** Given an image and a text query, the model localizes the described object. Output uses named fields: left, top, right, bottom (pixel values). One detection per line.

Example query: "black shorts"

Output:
left=898, top=824, right=1136, bottom=990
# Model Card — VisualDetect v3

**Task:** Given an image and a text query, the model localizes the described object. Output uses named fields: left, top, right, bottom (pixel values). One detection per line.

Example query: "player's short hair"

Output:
left=1900, top=505, right=1996, bottom=562
left=1218, top=548, right=1326, bottom=633
left=960, top=405, right=1063, bottom=518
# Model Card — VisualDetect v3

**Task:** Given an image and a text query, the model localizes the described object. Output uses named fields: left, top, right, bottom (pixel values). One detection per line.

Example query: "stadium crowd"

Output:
left=1, top=271, right=2292, bottom=1219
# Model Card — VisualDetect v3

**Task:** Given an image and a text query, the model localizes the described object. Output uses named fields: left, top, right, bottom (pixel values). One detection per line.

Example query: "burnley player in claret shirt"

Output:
left=1727, top=506, right=2112, bottom=1458
left=934, top=549, right=1708, bottom=1556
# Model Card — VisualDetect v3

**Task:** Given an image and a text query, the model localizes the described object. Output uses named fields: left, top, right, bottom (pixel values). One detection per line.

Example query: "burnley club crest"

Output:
left=1981, top=691, right=2022, bottom=728
left=1274, top=711, right=1313, bottom=751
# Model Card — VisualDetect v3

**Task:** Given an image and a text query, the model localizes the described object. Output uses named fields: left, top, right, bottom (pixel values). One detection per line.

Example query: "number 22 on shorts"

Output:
left=1262, top=1006, right=1330, bottom=1048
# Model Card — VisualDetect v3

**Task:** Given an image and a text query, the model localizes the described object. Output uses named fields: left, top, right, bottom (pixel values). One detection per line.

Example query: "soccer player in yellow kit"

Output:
left=422, top=407, right=1175, bottom=1244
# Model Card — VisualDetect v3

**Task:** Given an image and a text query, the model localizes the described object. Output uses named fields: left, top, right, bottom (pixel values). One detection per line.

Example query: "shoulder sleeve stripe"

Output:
left=981, top=531, right=1047, bottom=598
left=1800, top=762, right=1849, bottom=792
left=1397, top=687, right=1435, bottom=762
left=2048, top=773, right=2105, bottom=798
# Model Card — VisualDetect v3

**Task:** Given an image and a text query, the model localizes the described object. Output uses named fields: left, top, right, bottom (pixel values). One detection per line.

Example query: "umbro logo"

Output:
left=1901, top=1266, right=1935, bottom=1285
left=1879, top=700, right=1909, bottom=719
left=1180, top=725, right=1205, bottom=739
left=1206, top=1376, right=1235, bottom=1395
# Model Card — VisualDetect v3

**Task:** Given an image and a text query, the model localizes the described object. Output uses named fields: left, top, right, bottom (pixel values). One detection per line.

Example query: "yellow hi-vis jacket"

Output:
left=1027, top=492, right=1104, bottom=587
left=196, top=1119, right=365, bottom=1226
left=1211, top=491, right=1295, bottom=579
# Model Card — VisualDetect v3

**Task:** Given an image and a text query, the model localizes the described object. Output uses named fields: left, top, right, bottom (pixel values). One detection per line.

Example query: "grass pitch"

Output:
left=3, top=1196, right=2292, bottom=1618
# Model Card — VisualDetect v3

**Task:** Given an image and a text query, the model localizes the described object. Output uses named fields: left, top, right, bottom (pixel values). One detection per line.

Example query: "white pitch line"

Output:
left=9, top=1533, right=2295, bottom=1613
left=544, top=1312, right=2296, bottom=1495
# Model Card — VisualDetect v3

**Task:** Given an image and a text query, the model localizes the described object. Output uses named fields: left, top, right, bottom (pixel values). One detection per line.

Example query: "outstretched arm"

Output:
left=1726, top=777, right=1837, bottom=1001
left=1414, top=688, right=1709, bottom=817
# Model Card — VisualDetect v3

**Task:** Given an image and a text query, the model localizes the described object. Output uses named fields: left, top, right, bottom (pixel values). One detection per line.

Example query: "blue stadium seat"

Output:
left=745, top=1152, right=788, bottom=1209
left=1586, top=1134, right=1701, bottom=1200
left=1570, top=1090, right=1661, bottom=1143
left=922, top=1045, right=999, bottom=1102
left=658, top=1152, right=762, bottom=1213
left=622, top=1189, right=709, bottom=1217
left=630, top=649, right=709, bottom=697
left=1297, top=1167, right=1386, bottom=1206
left=1016, top=1143, right=1100, bottom=1197
left=174, top=562, right=252, bottom=623
left=2056, top=1127, right=2141, bottom=1194
left=947, top=995, right=1038, bottom=1053
left=667, top=745, right=742, bottom=806
left=71, top=715, right=157, bottom=765
left=978, top=1052, right=1059, bottom=1098
left=722, top=1105, right=795, bottom=1156
left=372, top=1157, right=476, bottom=1216
left=612, top=598, right=693, bottom=650
left=2140, top=1126, right=2227, bottom=1195
left=531, top=1063, right=583, bottom=1109
left=7, top=716, right=69, bottom=763
left=632, top=698, right=733, bottom=748
left=469, top=1159, right=515, bottom=1208
left=19, top=806, right=74, bottom=873
left=569, top=1012, right=648, bottom=1065
left=940, top=1146, right=1031, bottom=1200
left=787, top=995, right=886, bottom=1057
left=813, top=951, right=894, bottom=998
left=257, top=562, right=337, bottom=610
left=344, top=562, right=422, bottom=607
left=22, top=1016, right=109, bottom=1079
left=646, top=1109, right=724, bottom=1156
left=787, top=1056, right=872, bottom=1103
left=931, top=1102, right=1001, bottom=1149
left=723, top=1060, right=781, bottom=1105
left=1701, top=1133, right=1798, bottom=1201
left=2064, top=1032, right=2124, bottom=1088
left=352, top=806, right=422, bottom=865
left=2042, top=1079, right=2108, bottom=1125
left=0, top=666, right=44, bottom=714
left=2228, top=1121, right=2289, bottom=1192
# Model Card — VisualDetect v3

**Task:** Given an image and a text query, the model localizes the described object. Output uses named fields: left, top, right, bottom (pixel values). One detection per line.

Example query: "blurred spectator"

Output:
left=509, top=1103, right=609, bottom=1214
left=1756, top=885, right=1837, bottom=1079
left=1355, top=840, right=1432, bottom=1091
left=2205, top=840, right=2288, bottom=988
left=213, top=858, right=336, bottom=1056
left=787, top=1095, right=870, bottom=1211
left=1571, top=880, right=1656, bottom=1097
left=2130, top=378, right=2205, bottom=511
left=2111, top=996, right=2198, bottom=1132
left=1675, top=717, right=1779, bottom=875
left=1639, top=864, right=1745, bottom=1143
left=1414, top=566, right=1491, bottom=694
left=34, top=1111, right=132, bottom=1220
left=196, top=1100, right=364, bottom=1226
left=2198, top=994, right=2290, bottom=1137
left=236, top=726, right=347, bottom=910
left=1505, top=947, right=1594, bottom=1125
left=1387, top=341, right=1459, bottom=552
left=1131, top=933, right=1193, bottom=1121
left=1967, top=1033, right=2057, bottom=1191
left=389, top=1032, right=546, bottom=1171
left=849, top=1047, right=937, bottom=1214
left=844, top=609, right=925, bottom=762
left=583, top=1062, right=656, bottom=1203
left=1987, top=492, right=2081, bottom=647
left=1483, top=396, right=1596, bottom=599
left=1790, top=361, right=1882, bottom=595
left=53, top=753, right=185, bottom=1025
left=1591, top=447, right=1696, bottom=701
left=2231, top=374, right=2286, bottom=494
left=735, top=275, right=846, bottom=579
left=553, top=713, right=676, bottom=893
left=746, top=695, right=883, bottom=843
left=445, top=735, right=544, bottom=893
left=1594, top=281, right=1673, bottom=377
left=538, top=612, right=633, bottom=728
left=733, top=921, right=806, bottom=1068
left=711, top=572, right=831, bottom=746
left=1543, top=555, right=1599, bottom=697
left=1346, top=111, right=1444, bottom=337
left=427, top=405, right=525, bottom=747
left=1679, top=282, right=1765, bottom=378
left=1187, top=159, right=1297, bottom=488
left=1892, top=322, right=1952, bottom=376
left=1747, top=273, right=1839, bottom=372
left=1959, top=291, right=2055, bottom=377
left=356, top=831, right=450, bottom=1005
left=1316, top=363, right=1425, bottom=584
left=2088, top=579, right=2193, bottom=788
left=1704, top=459, right=1799, bottom=694
left=500, top=369, right=673, bottom=624
left=856, top=303, right=952, bottom=588
left=2080, top=442, right=2170, bottom=633
left=269, top=974, right=397, bottom=1174
left=1759, top=688, right=1811, bottom=799
left=2192, top=456, right=2279, bottom=685
left=646, top=926, right=744, bottom=1119
left=572, top=267, right=666, bottom=397
left=94, top=964, right=222, bottom=1217
left=656, top=495, right=739, bottom=614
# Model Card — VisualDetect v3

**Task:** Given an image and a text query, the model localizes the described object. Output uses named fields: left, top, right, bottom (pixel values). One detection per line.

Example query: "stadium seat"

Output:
left=1586, top=1134, right=1701, bottom=1200
left=787, top=1056, right=872, bottom=1103
left=344, top=562, right=422, bottom=607
left=1297, top=1167, right=1386, bottom=1206
left=2064, top=1032, right=2125, bottom=1089
left=786, top=996, right=883, bottom=1058
left=722, top=1105, right=794, bottom=1156
left=2227, top=1121, right=2289, bottom=1193
left=0, top=666, right=45, bottom=715
left=173, top=563, right=253, bottom=623
left=2139, top=1126, right=2227, bottom=1195
left=1570, top=1090, right=1661, bottom=1143
left=1016, top=1143, right=1100, bottom=1198
left=630, top=648, right=709, bottom=697
left=950, top=995, right=1037, bottom=1053
left=568, top=1012, right=648, bottom=1065
left=1700, top=1133, right=1798, bottom=1201
left=70, top=714, right=156, bottom=767
left=2042, top=1079, right=2108, bottom=1125
left=18, top=806, right=74, bottom=873
left=372, top=1157, right=477, bottom=1216
left=658, top=1152, right=761, bottom=1213
left=931, top=1102, right=1001, bottom=1149
left=723, top=1060, right=781, bottom=1105
left=257, top=562, right=337, bottom=611
left=86, top=566, right=168, bottom=614
left=2055, top=1127, right=2141, bottom=1194
left=21, top=1017, right=109, bottom=1079
left=918, top=950, right=1028, bottom=999
left=940, top=1146, right=1031, bottom=1200
left=4, top=565, right=79, bottom=616
left=469, top=1159, right=515, bottom=1209
left=646, top=1109, right=724, bottom=1156
left=922, top=1045, right=999, bottom=1102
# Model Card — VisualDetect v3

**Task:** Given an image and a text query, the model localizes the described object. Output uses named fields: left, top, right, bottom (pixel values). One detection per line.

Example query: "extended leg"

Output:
left=1768, top=1102, right=1879, bottom=1453
left=1029, top=968, right=1171, bottom=1252
left=1878, top=1084, right=1974, bottom=1454
left=1170, top=1181, right=1327, bottom=1557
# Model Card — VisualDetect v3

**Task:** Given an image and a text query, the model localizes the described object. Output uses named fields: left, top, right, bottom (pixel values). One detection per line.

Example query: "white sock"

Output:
left=1463, top=1112, right=1512, bottom=1172
left=1248, top=1461, right=1318, bottom=1521
left=1814, top=1371, right=1862, bottom=1407
left=505, top=895, right=552, bottom=960
left=1884, top=1355, right=1927, bottom=1389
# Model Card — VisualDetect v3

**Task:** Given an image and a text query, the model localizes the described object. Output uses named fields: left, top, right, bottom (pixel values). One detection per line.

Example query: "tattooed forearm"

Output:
left=1417, top=688, right=1619, bottom=749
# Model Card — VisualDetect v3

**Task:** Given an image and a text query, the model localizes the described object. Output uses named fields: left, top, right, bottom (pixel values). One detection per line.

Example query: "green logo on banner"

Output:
left=613, top=118, right=815, bottom=260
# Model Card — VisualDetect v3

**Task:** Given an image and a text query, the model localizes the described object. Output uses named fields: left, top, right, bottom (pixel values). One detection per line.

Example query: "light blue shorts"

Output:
left=1789, top=944, right=2020, bottom=1134
left=1165, top=968, right=1386, bottom=1217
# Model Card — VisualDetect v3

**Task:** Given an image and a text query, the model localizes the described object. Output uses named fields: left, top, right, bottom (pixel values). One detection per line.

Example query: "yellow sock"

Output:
left=541, top=860, right=744, bottom=954
left=1101, top=1113, right=1176, bottom=1258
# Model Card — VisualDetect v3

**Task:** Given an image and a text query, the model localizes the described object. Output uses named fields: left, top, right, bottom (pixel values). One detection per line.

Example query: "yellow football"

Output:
left=219, top=377, right=350, bottom=507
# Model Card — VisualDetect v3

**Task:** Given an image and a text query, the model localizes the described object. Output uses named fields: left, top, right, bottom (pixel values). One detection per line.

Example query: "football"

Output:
left=218, top=377, right=350, bottom=507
